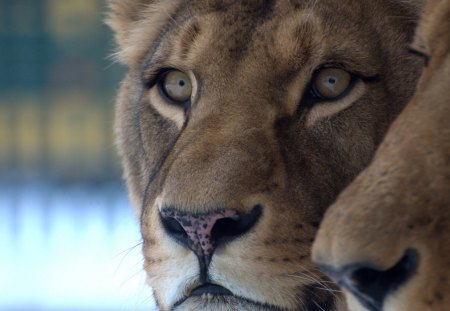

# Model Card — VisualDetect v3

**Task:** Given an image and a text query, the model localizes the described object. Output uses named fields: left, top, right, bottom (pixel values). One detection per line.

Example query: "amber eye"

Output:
left=311, top=68, right=353, bottom=100
left=159, top=70, right=192, bottom=103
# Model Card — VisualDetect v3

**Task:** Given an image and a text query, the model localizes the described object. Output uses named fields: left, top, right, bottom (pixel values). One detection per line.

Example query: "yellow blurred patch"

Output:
left=46, top=0, right=100, bottom=39
left=15, top=102, right=42, bottom=168
left=0, top=105, right=12, bottom=166
left=46, top=92, right=112, bottom=174
left=1, top=93, right=115, bottom=176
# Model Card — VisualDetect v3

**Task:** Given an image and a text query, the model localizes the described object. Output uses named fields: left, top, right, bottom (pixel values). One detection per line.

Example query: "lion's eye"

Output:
left=159, top=70, right=192, bottom=103
left=311, top=68, right=353, bottom=100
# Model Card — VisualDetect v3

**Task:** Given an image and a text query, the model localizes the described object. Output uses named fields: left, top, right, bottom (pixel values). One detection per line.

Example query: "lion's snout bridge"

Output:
left=160, top=205, right=262, bottom=266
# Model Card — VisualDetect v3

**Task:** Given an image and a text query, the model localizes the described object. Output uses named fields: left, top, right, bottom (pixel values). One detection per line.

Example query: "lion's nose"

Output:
left=160, top=205, right=262, bottom=262
left=319, top=248, right=419, bottom=311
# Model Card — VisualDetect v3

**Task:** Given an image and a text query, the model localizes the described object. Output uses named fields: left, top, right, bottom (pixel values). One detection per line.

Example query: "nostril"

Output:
left=339, top=248, right=420, bottom=311
left=212, top=204, right=263, bottom=245
left=160, top=215, right=189, bottom=242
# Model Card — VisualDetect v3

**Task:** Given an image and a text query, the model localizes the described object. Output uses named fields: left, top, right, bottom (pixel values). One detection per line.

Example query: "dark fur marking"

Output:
left=260, top=0, right=275, bottom=20
left=139, top=124, right=182, bottom=219
left=144, top=238, right=156, bottom=245
left=301, top=283, right=337, bottom=311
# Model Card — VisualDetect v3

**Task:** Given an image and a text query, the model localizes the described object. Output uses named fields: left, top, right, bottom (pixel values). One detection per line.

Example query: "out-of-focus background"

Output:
left=0, top=1, right=156, bottom=310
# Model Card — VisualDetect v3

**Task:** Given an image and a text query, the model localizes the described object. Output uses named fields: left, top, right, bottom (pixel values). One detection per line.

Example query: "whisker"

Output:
left=312, top=299, right=326, bottom=311
left=118, top=260, right=148, bottom=290
left=114, top=241, right=144, bottom=259
left=113, top=240, right=144, bottom=275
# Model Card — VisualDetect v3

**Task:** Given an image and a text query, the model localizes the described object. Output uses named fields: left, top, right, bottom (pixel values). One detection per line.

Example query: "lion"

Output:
left=107, top=1, right=423, bottom=310
left=312, top=0, right=450, bottom=310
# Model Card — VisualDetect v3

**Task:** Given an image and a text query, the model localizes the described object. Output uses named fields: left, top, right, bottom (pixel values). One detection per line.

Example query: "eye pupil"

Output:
left=312, top=68, right=352, bottom=100
left=179, top=80, right=185, bottom=87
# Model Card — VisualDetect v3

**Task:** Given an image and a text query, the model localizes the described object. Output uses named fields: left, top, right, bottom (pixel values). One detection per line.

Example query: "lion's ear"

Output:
left=106, top=0, right=153, bottom=48
left=106, top=0, right=181, bottom=65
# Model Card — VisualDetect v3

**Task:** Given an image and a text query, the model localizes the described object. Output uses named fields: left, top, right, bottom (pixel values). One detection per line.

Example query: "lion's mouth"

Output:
left=190, top=283, right=233, bottom=296
left=172, top=283, right=234, bottom=308
left=174, top=283, right=285, bottom=310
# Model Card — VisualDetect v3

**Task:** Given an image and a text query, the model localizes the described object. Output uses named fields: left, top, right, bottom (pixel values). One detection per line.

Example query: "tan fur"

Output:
left=312, top=0, right=450, bottom=310
left=107, top=1, right=424, bottom=310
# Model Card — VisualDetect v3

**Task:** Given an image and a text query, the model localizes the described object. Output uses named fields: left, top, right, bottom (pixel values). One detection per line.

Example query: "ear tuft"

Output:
left=105, top=0, right=152, bottom=48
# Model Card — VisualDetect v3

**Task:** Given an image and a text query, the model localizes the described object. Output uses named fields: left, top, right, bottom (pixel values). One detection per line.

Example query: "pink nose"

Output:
left=160, top=206, right=262, bottom=263
left=161, top=209, right=239, bottom=258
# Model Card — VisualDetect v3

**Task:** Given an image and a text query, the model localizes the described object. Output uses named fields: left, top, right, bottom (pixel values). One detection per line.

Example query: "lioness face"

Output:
left=312, top=0, right=450, bottom=310
left=108, top=1, right=421, bottom=310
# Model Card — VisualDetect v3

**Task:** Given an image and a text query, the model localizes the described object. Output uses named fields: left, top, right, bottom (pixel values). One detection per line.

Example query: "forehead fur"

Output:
left=106, top=0, right=424, bottom=66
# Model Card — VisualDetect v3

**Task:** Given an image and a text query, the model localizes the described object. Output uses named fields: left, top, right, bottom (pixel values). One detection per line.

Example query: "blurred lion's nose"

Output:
left=159, top=205, right=262, bottom=262
left=319, top=248, right=419, bottom=311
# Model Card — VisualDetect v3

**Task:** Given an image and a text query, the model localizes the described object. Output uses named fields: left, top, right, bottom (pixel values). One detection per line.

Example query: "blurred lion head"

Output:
left=313, top=0, right=450, bottom=310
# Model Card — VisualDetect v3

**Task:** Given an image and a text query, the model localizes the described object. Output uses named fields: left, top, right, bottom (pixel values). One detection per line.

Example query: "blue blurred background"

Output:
left=0, top=1, right=156, bottom=310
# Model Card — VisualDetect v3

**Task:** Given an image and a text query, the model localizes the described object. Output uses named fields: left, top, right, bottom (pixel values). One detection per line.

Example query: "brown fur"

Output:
left=312, top=0, right=450, bottom=310
left=107, top=1, right=423, bottom=310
